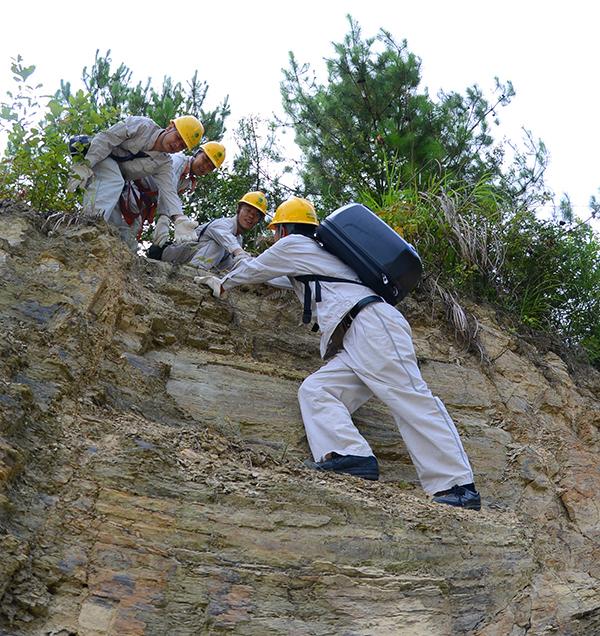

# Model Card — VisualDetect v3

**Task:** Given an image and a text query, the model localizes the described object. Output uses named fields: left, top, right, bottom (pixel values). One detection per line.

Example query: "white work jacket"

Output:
left=191, top=217, right=243, bottom=270
left=86, top=116, right=183, bottom=217
left=221, top=235, right=378, bottom=358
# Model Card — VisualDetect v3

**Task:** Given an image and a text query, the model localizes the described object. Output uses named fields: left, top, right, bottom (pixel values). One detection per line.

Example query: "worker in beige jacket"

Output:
left=68, top=115, right=204, bottom=250
left=153, top=191, right=267, bottom=271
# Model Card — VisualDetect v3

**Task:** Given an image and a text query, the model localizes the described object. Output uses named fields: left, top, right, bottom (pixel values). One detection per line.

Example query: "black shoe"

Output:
left=304, top=452, right=379, bottom=481
left=146, top=242, right=171, bottom=261
left=432, top=484, right=481, bottom=510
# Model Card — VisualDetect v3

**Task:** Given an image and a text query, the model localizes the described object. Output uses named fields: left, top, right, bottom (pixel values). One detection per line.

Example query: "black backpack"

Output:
left=296, top=203, right=423, bottom=324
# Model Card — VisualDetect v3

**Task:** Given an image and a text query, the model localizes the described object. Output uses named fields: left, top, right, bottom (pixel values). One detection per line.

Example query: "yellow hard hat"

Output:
left=172, top=115, right=204, bottom=149
left=201, top=141, right=226, bottom=168
left=239, top=191, right=268, bottom=216
left=268, top=197, right=319, bottom=229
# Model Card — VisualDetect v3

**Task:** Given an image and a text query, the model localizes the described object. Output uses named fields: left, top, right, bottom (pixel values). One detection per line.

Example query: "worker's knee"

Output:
left=298, top=374, right=320, bottom=402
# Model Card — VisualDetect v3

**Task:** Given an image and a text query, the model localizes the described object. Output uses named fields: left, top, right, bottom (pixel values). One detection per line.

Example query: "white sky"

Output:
left=1, top=0, right=599, bottom=229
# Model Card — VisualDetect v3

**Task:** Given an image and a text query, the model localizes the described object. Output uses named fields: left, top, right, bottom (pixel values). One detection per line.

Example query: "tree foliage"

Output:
left=360, top=172, right=600, bottom=367
left=279, top=15, right=599, bottom=366
left=280, top=15, right=548, bottom=212
left=0, top=51, right=230, bottom=212
left=0, top=55, right=112, bottom=211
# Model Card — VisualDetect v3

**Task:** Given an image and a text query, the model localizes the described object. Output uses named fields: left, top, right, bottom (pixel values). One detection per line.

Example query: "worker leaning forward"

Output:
left=152, top=191, right=267, bottom=272
left=195, top=196, right=481, bottom=510
left=68, top=114, right=204, bottom=250
left=148, top=141, right=226, bottom=250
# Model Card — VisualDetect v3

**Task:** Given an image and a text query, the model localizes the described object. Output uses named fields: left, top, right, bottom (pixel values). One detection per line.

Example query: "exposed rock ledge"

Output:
left=0, top=201, right=599, bottom=635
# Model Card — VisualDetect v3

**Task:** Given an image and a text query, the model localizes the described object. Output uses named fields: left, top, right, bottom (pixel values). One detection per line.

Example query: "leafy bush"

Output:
left=0, top=56, right=111, bottom=211
left=280, top=15, right=548, bottom=213
left=362, top=177, right=600, bottom=367
left=0, top=52, right=229, bottom=213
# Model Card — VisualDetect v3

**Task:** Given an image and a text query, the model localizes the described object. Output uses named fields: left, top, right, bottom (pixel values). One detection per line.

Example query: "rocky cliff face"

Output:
left=0, top=201, right=599, bottom=635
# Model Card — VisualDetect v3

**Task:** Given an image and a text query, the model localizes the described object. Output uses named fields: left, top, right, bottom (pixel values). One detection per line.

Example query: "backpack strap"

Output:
left=196, top=219, right=215, bottom=240
left=110, top=150, right=150, bottom=163
left=294, top=275, right=368, bottom=328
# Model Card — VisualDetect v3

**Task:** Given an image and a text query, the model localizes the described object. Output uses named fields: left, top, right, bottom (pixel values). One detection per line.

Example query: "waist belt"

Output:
left=340, top=295, right=384, bottom=331
left=324, top=295, right=385, bottom=360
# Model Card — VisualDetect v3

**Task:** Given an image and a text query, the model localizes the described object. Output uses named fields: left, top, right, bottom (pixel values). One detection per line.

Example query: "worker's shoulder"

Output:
left=279, top=233, right=315, bottom=245
left=123, top=114, right=155, bottom=126
left=210, top=215, right=236, bottom=227
left=198, top=216, right=235, bottom=234
left=170, top=152, right=188, bottom=171
left=122, top=115, right=161, bottom=137
left=271, top=233, right=323, bottom=257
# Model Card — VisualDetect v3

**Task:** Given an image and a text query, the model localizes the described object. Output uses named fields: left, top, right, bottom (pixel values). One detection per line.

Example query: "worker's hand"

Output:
left=194, top=275, right=225, bottom=298
left=67, top=163, right=93, bottom=192
left=153, top=215, right=171, bottom=247
left=231, top=249, right=251, bottom=264
left=174, top=216, right=199, bottom=243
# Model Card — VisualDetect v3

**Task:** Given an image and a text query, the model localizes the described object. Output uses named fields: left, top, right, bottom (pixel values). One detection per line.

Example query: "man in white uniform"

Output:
left=68, top=115, right=204, bottom=250
left=148, top=141, right=226, bottom=249
left=157, top=191, right=268, bottom=271
left=196, top=197, right=481, bottom=510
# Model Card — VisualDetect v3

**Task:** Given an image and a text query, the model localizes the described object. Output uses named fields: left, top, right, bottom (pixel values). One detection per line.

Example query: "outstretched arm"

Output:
left=221, top=236, right=314, bottom=289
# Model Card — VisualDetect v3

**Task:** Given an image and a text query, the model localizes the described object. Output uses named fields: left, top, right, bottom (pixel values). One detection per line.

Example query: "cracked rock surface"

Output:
left=0, top=200, right=599, bottom=635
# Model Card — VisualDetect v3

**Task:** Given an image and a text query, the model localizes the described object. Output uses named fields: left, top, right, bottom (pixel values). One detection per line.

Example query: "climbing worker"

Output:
left=152, top=191, right=268, bottom=272
left=122, top=141, right=226, bottom=249
left=67, top=114, right=204, bottom=251
left=195, top=196, right=481, bottom=510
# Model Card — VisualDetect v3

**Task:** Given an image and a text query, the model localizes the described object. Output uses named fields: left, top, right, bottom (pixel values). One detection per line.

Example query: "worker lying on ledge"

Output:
left=150, top=191, right=267, bottom=272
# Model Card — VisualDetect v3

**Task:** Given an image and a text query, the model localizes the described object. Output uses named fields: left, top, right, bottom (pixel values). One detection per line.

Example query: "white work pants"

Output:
left=298, top=302, right=474, bottom=494
left=83, top=158, right=140, bottom=252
